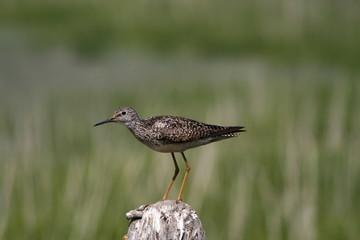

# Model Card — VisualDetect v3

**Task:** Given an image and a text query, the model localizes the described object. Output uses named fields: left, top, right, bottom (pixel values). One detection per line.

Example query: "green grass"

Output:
left=1, top=0, right=360, bottom=66
left=1, top=0, right=360, bottom=239
left=1, top=56, right=359, bottom=239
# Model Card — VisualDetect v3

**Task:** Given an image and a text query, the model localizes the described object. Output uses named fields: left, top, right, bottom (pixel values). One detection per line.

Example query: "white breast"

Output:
left=149, top=139, right=211, bottom=153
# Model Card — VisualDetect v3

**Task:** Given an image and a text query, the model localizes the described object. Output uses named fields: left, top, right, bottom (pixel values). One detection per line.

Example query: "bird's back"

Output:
left=132, top=115, right=245, bottom=152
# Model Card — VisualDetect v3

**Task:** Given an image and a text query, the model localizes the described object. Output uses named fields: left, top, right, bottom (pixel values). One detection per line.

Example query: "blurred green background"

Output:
left=1, top=0, right=360, bottom=240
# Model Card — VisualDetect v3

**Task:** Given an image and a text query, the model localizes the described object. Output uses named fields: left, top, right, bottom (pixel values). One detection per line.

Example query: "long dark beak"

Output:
left=93, top=118, right=113, bottom=127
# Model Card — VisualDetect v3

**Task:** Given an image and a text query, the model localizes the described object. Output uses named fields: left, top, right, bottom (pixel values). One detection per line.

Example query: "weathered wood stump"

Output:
left=124, top=200, right=207, bottom=240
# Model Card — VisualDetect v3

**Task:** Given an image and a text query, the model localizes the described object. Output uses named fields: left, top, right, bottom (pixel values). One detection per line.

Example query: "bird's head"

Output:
left=93, top=106, right=139, bottom=127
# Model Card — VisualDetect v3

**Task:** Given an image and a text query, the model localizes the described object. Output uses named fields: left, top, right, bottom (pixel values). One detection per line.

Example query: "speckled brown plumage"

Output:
left=131, top=115, right=243, bottom=152
left=94, top=106, right=246, bottom=201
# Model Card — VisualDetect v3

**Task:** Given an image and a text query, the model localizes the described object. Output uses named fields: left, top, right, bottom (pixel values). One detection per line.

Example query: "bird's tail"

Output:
left=227, top=126, right=246, bottom=133
left=214, top=126, right=246, bottom=138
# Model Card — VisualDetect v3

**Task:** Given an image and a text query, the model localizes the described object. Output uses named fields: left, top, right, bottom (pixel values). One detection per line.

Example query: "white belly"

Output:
left=148, top=139, right=211, bottom=153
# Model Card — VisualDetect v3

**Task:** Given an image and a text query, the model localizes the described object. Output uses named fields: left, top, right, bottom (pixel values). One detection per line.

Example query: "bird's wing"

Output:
left=148, top=116, right=244, bottom=143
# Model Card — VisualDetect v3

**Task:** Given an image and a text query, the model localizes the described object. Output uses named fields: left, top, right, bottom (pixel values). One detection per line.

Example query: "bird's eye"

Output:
left=121, top=111, right=127, bottom=115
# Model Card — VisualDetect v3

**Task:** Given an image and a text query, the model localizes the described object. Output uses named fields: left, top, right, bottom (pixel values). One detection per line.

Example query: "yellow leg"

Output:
left=162, top=153, right=179, bottom=200
left=177, top=152, right=191, bottom=201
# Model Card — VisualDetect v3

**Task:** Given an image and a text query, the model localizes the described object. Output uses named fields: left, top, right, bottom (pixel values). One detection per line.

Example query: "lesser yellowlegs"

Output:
left=94, top=106, right=245, bottom=201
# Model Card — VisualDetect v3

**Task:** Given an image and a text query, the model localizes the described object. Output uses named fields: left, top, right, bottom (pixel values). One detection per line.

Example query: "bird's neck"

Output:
left=124, top=119, right=151, bottom=144
left=124, top=118, right=145, bottom=132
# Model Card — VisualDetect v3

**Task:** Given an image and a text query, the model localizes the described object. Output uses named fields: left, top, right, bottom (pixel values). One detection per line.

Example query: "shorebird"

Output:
left=94, top=106, right=245, bottom=201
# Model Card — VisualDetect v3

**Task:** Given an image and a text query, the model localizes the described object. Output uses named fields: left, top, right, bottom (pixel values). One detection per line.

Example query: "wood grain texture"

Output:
left=125, top=200, right=207, bottom=240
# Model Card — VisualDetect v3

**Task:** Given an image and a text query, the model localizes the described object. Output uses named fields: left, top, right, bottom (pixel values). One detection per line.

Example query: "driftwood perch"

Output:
left=124, top=200, right=207, bottom=240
